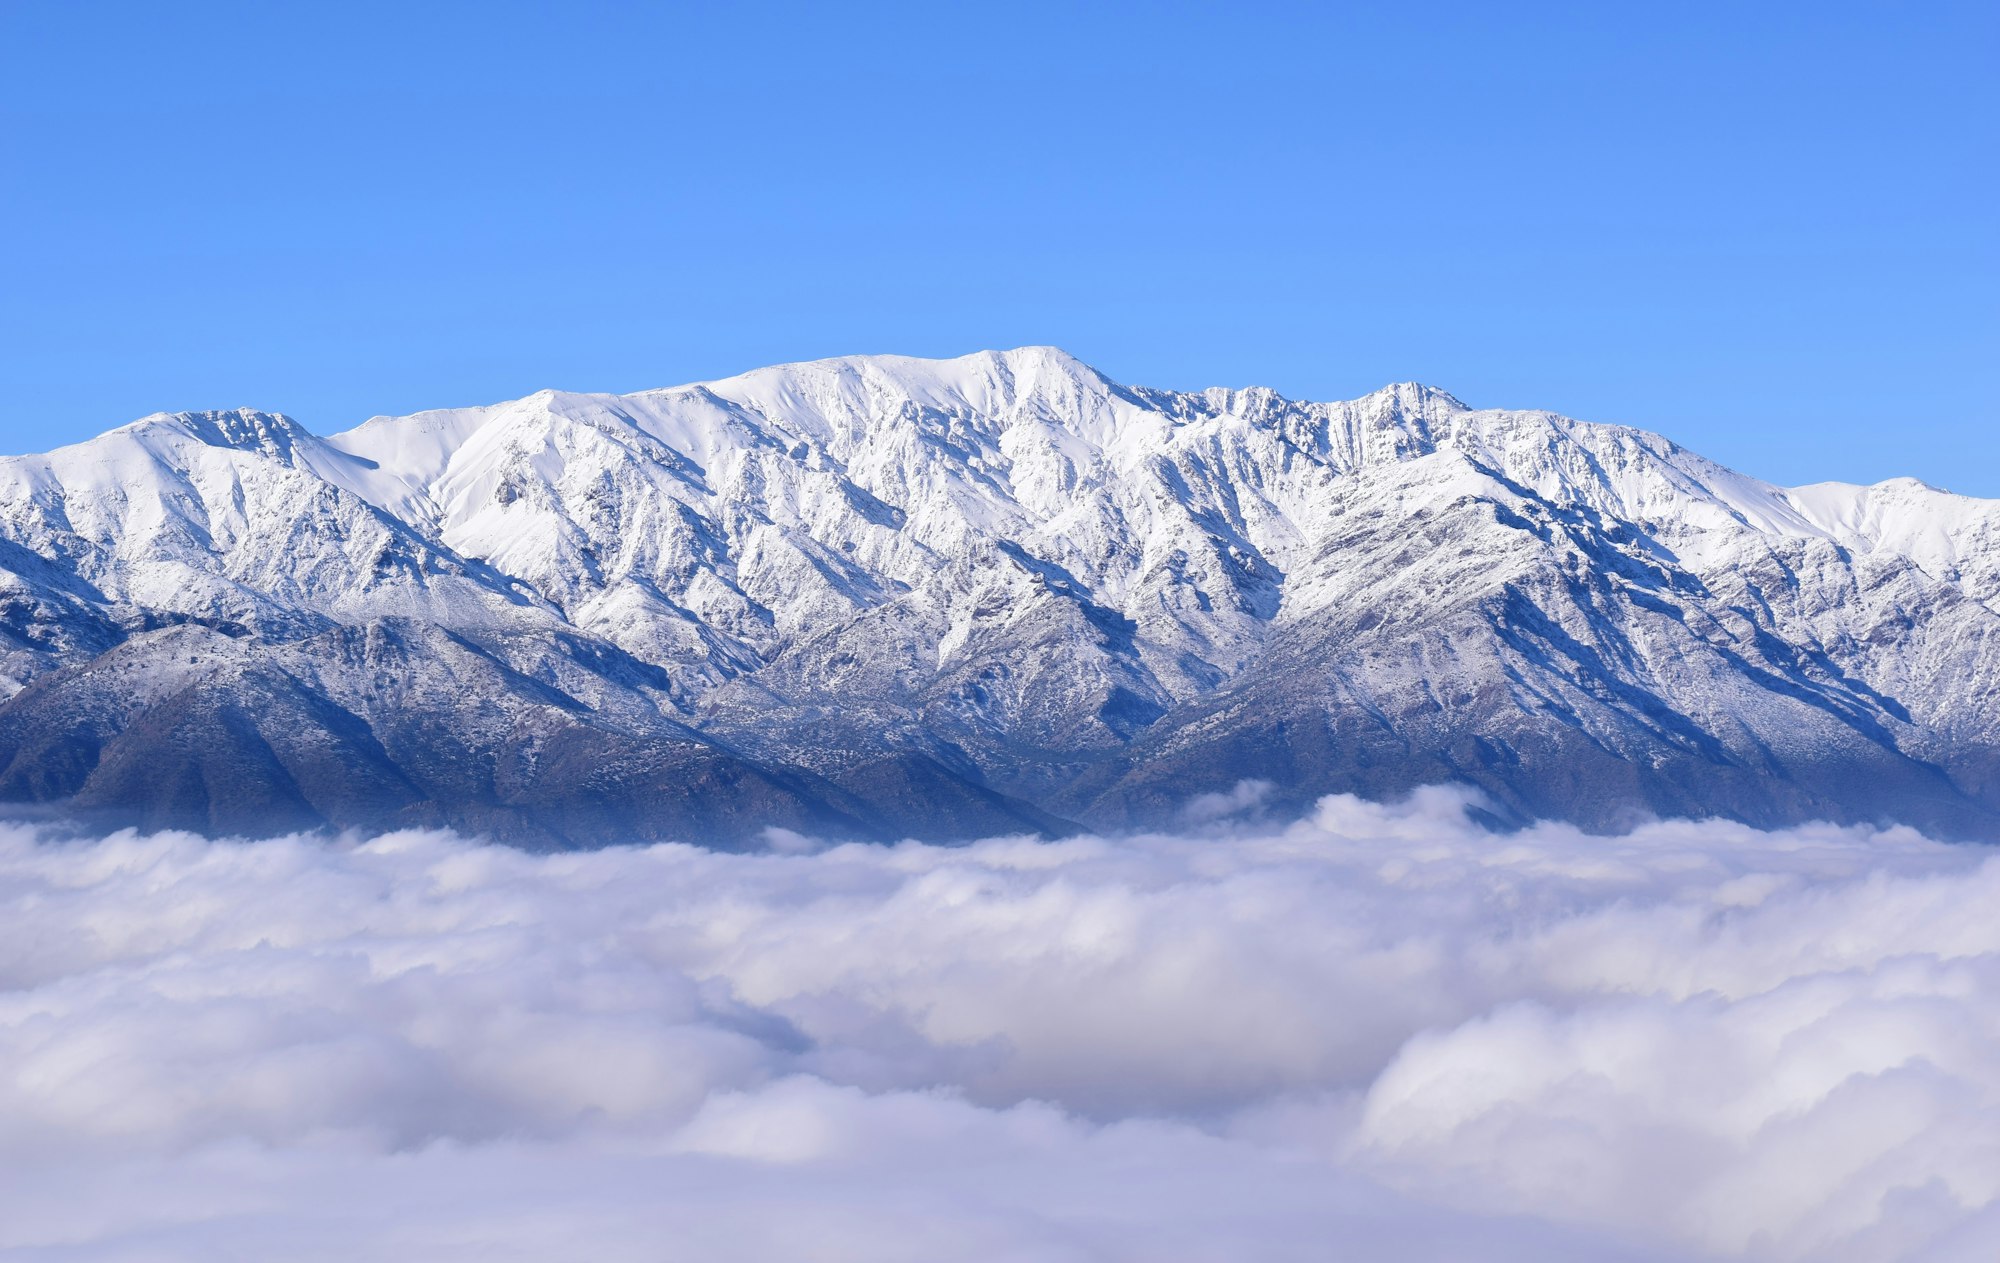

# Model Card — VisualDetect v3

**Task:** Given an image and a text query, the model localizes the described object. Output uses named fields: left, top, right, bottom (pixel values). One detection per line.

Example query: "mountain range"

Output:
left=2, top=346, right=1996, bottom=845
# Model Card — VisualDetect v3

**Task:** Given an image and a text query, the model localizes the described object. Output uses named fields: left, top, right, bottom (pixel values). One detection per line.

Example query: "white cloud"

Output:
left=0, top=789, right=1996, bottom=1260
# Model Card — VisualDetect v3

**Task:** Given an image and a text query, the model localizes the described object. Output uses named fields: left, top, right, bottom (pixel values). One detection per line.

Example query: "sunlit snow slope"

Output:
left=1, top=347, right=1996, bottom=844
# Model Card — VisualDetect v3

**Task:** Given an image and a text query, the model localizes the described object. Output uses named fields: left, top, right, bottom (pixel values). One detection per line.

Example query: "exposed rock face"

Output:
left=2, top=348, right=1997, bottom=845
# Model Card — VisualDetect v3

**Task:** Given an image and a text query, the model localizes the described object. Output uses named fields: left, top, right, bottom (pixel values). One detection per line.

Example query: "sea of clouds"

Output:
left=2, top=785, right=1998, bottom=1261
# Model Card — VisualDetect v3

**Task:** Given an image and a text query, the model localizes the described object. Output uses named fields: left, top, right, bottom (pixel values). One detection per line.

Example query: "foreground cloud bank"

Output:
left=2, top=788, right=1998, bottom=1261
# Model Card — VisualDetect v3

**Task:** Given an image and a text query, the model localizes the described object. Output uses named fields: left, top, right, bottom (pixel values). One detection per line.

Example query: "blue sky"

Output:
left=3, top=2, right=1994, bottom=491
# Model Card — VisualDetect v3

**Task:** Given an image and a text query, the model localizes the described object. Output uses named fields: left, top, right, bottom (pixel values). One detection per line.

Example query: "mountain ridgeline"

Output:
left=2, top=347, right=1997, bottom=845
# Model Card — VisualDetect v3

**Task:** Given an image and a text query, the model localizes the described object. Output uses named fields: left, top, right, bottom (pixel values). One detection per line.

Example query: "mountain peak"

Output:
left=695, top=344, right=1109, bottom=396
left=177, top=408, right=309, bottom=453
left=111, top=408, right=317, bottom=465
left=1363, top=381, right=1470, bottom=415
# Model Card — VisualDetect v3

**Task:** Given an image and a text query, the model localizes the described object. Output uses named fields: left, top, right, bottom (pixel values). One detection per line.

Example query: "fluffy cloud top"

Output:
left=1, top=788, right=1997, bottom=1261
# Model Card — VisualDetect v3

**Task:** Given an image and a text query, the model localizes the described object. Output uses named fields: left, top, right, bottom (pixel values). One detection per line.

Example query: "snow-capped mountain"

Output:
left=2, top=347, right=1997, bottom=844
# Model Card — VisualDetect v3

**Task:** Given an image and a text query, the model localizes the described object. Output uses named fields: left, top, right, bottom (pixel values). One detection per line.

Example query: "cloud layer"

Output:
left=2, top=788, right=1998, bottom=1260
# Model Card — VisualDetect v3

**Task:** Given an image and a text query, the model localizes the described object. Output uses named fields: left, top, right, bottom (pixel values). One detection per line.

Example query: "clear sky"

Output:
left=3, top=2, right=1994, bottom=491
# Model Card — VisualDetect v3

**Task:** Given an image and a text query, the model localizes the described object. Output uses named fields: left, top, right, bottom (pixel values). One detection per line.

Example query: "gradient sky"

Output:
left=3, top=1, right=1994, bottom=491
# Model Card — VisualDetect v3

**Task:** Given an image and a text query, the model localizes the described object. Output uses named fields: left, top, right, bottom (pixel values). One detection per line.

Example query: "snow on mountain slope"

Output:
left=1784, top=477, right=2000, bottom=603
left=0, top=348, right=1997, bottom=843
left=0, top=409, right=552, bottom=640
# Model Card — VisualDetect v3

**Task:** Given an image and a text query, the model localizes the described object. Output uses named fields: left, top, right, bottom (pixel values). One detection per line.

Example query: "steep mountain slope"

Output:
left=0, top=348, right=1996, bottom=844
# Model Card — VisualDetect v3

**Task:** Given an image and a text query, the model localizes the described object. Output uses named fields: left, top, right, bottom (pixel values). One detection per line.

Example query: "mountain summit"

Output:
left=1, top=348, right=1996, bottom=845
